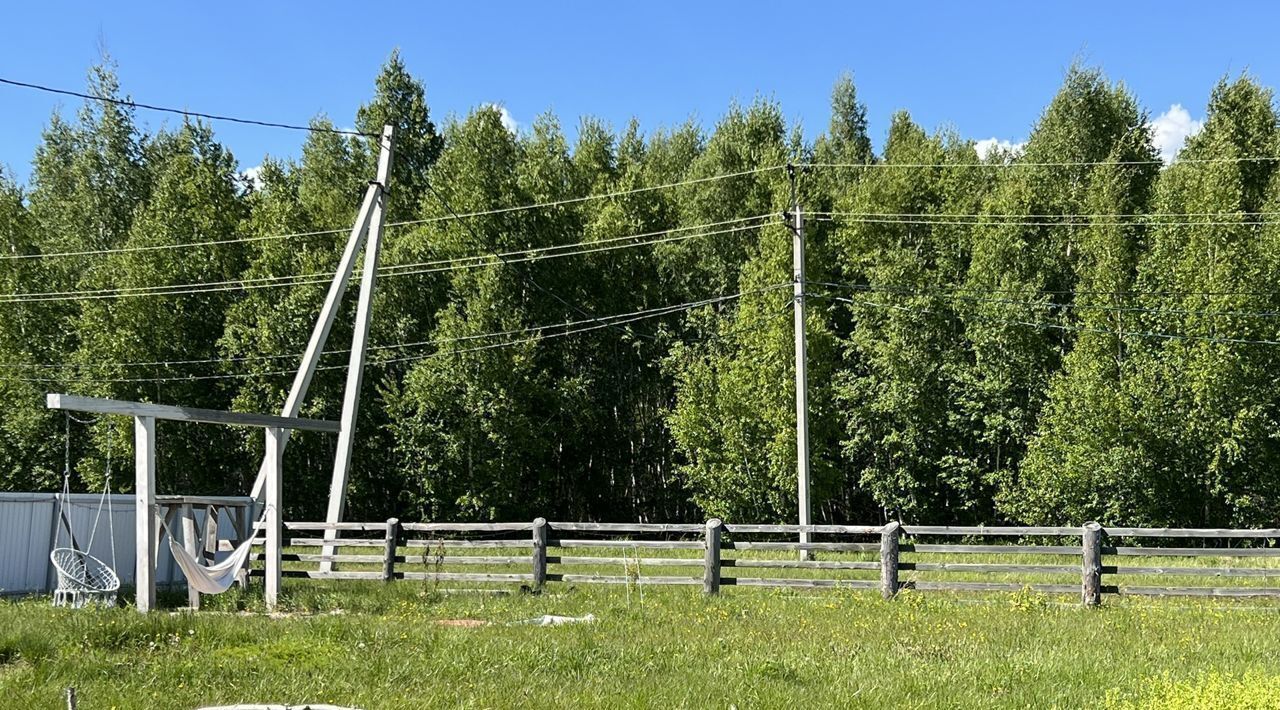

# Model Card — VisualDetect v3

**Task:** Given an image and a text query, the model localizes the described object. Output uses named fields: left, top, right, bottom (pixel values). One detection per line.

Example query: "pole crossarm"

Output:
left=46, top=393, right=340, bottom=432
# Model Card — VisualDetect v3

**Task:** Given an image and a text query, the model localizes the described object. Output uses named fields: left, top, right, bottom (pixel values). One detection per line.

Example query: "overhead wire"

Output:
left=0, top=225, right=358, bottom=261
left=816, top=213, right=1276, bottom=228
left=2, top=166, right=785, bottom=263
left=5, top=203, right=1269, bottom=271
left=422, top=177, right=667, bottom=342
left=0, top=76, right=375, bottom=137
left=0, top=215, right=775, bottom=303
left=816, top=210, right=1280, bottom=220
left=1, top=275, right=782, bottom=373
left=0, top=286, right=787, bottom=384
left=808, top=279, right=1280, bottom=300
left=811, top=281, right=1280, bottom=319
left=811, top=291, right=1280, bottom=348
left=0, top=216, right=778, bottom=374
left=800, top=155, right=1280, bottom=170
left=396, top=164, right=784, bottom=226
left=376, top=285, right=790, bottom=366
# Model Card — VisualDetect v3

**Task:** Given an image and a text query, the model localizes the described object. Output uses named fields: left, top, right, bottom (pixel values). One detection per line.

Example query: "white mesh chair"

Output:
left=48, top=413, right=121, bottom=609
left=50, top=548, right=120, bottom=609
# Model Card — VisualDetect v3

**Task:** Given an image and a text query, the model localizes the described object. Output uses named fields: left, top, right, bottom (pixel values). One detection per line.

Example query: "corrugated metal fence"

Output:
left=0, top=493, right=242, bottom=596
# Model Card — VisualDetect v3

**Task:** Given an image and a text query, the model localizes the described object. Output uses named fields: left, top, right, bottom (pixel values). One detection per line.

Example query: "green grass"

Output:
left=4, top=577, right=1280, bottom=709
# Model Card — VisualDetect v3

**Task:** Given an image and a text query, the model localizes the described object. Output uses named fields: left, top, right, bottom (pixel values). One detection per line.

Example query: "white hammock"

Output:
left=158, top=510, right=261, bottom=595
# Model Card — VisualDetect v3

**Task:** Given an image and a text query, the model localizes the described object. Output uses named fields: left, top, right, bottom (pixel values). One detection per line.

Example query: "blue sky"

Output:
left=1, top=1, right=1277, bottom=185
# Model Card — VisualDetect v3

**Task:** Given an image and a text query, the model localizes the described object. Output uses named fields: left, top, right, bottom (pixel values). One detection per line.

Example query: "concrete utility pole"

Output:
left=321, top=125, right=395, bottom=571
left=788, top=164, right=812, bottom=560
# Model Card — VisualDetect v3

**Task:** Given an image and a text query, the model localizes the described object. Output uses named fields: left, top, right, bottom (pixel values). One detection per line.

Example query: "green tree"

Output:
left=960, top=67, right=1148, bottom=511
left=221, top=53, right=445, bottom=518
left=0, top=170, right=63, bottom=491
left=833, top=113, right=993, bottom=521
left=14, top=61, right=148, bottom=490
left=665, top=99, right=845, bottom=522
left=1010, top=127, right=1161, bottom=524
left=73, top=122, right=249, bottom=492
left=218, top=156, right=349, bottom=513
left=354, top=49, right=444, bottom=223
left=813, top=72, right=873, bottom=167
left=1126, top=76, right=1280, bottom=525
left=386, top=107, right=548, bottom=520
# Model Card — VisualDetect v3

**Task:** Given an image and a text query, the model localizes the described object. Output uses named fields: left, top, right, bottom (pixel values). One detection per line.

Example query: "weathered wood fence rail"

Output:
left=247, top=520, right=1280, bottom=606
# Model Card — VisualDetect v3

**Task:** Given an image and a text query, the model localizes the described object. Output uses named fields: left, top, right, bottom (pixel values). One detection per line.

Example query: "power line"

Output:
left=423, top=179, right=666, bottom=342
left=1, top=276, right=784, bottom=372
left=380, top=214, right=770, bottom=274
left=398, top=165, right=785, bottom=226
left=817, top=210, right=1280, bottom=220
left=6, top=205, right=1270, bottom=264
left=801, top=156, right=1280, bottom=170
left=0, top=77, right=375, bottom=137
left=811, top=292, right=1280, bottom=348
left=375, top=286, right=786, bottom=365
left=0, top=225, right=354, bottom=261
left=814, top=280, right=1280, bottom=319
left=0, top=216, right=774, bottom=303
left=817, top=213, right=1276, bottom=228
left=1, top=287, right=784, bottom=383
left=808, top=279, right=1280, bottom=300
left=3, top=163, right=782, bottom=262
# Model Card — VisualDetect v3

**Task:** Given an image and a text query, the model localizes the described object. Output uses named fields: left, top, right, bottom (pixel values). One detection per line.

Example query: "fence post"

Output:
left=704, top=518, right=722, bottom=595
left=880, top=521, right=901, bottom=600
left=1082, top=521, right=1103, bottom=607
left=382, top=518, right=400, bottom=583
left=532, top=517, right=548, bottom=592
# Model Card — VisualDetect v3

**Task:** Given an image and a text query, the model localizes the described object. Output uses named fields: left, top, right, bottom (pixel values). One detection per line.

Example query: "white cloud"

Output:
left=974, top=137, right=1026, bottom=160
left=486, top=103, right=519, bottom=134
left=1148, top=104, right=1203, bottom=164
left=240, top=165, right=264, bottom=191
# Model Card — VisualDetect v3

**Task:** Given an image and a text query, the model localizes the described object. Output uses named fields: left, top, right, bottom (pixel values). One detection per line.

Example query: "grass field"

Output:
left=4, top=577, right=1280, bottom=709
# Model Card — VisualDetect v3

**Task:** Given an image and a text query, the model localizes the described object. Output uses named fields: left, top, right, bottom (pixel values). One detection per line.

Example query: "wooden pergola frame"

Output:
left=44, top=126, right=394, bottom=612
left=46, top=393, right=339, bottom=612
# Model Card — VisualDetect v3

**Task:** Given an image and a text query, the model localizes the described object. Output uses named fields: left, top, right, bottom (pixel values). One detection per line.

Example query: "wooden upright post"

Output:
left=180, top=503, right=200, bottom=609
left=264, top=427, right=283, bottom=611
left=1082, top=522, right=1103, bottom=607
left=880, top=522, right=901, bottom=600
left=322, top=125, right=395, bottom=572
left=134, top=416, right=156, bottom=613
left=531, top=518, right=548, bottom=592
left=235, top=502, right=251, bottom=590
left=704, top=518, right=722, bottom=595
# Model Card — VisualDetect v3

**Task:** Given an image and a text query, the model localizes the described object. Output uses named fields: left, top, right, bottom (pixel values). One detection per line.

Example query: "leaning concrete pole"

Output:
left=248, top=183, right=378, bottom=502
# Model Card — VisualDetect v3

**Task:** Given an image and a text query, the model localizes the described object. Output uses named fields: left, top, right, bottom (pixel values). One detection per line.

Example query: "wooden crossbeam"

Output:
left=46, top=394, right=339, bottom=432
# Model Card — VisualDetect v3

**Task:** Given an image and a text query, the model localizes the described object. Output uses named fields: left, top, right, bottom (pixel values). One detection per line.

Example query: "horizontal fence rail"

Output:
left=252, top=519, right=1280, bottom=605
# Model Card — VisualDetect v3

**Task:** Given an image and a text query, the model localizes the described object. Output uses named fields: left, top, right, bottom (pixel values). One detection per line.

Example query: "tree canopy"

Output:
left=4, top=58, right=1280, bottom=528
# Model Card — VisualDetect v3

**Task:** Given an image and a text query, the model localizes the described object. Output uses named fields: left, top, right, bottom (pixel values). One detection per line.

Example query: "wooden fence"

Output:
left=247, top=520, right=1280, bottom=606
